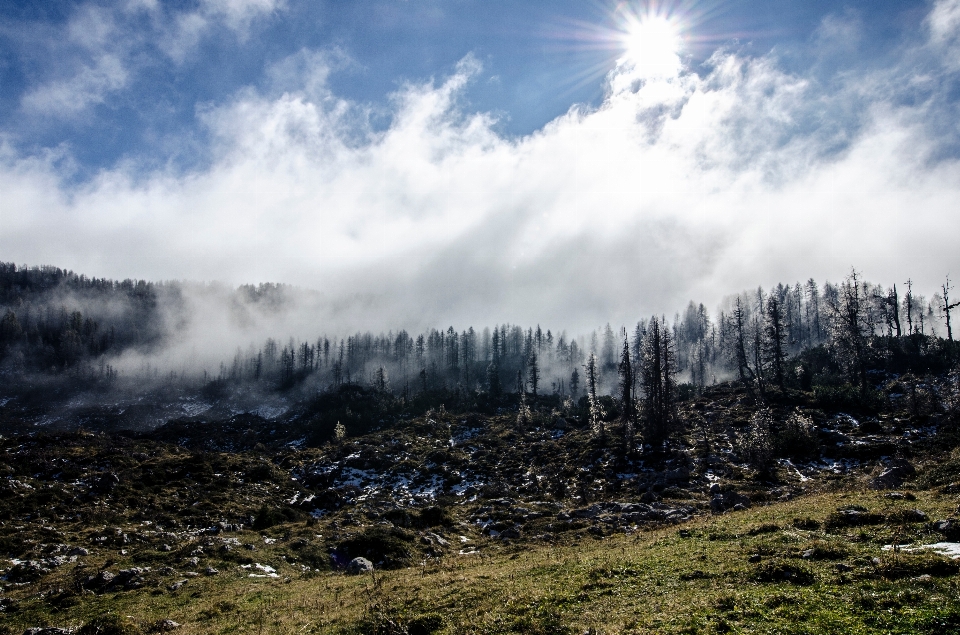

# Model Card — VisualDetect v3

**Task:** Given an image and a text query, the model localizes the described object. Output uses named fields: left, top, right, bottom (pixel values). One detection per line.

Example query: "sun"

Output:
left=621, top=15, right=682, bottom=78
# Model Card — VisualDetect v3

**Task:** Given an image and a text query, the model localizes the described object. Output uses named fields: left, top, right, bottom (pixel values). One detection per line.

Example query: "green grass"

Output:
left=4, top=487, right=960, bottom=634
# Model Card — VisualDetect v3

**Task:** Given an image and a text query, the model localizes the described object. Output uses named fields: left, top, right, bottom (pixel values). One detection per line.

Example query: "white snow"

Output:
left=883, top=542, right=960, bottom=558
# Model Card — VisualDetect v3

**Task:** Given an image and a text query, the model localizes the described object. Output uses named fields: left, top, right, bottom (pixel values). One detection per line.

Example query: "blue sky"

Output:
left=2, top=0, right=960, bottom=333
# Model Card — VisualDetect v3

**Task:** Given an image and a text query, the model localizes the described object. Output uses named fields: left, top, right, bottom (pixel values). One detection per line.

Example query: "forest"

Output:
left=1, top=261, right=958, bottom=446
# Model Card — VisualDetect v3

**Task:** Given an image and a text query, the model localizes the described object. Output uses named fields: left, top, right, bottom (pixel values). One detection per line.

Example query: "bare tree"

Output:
left=942, top=275, right=960, bottom=342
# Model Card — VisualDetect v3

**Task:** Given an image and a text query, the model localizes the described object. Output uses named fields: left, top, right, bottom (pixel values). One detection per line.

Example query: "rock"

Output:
left=883, top=491, right=916, bottom=501
left=23, top=629, right=73, bottom=635
left=67, top=547, right=89, bottom=557
left=184, top=557, right=200, bottom=567
left=748, top=554, right=762, bottom=563
left=500, top=528, right=521, bottom=539
left=871, top=460, right=916, bottom=489
left=160, top=544, right=172, bottom=552
left=93, top=569, right=115, bottom=586
left=425, top=531, right=449, bottom=547
left=6, top=560, right=52, bottom=583
left=347, top=557, right=374, bottom=574
left=708, top=483, right=721, bottom=495
left=203, top=566, right=219, bottom=576
left=639, top=490, right=661, bottom=504
left=168, top=579, right=188, bottom=591
left=114, top=568, right=148, bottom=590
left=151, top=620, right=181, bottom=632
left=710, top=491, right=751, bottom=514
left=570, top=505, right=602, bottom=519
left=95, top=472, right=120, bottom=493
left=801, top=549, right=815, bottom=559
left=932, top=518, right=960, bottom=540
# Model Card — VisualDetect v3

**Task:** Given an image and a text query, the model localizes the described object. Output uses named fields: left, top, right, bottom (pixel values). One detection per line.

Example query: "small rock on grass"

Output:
left=150, top=620, right=181, bottom=632
left=347, top=557, right=374, bottom=574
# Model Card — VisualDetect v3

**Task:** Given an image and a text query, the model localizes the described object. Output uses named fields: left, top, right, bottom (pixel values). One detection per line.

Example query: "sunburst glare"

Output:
left=620, top=12, right=683, bottom=78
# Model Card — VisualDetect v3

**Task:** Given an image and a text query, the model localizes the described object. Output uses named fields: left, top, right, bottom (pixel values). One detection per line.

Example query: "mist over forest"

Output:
left=2, top=261, right=957, bottom=440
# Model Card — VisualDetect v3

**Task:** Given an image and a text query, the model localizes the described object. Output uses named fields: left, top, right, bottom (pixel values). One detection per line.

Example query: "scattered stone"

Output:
left=113, top=567, right=148, bottom=590
left=168, top=579, right=188, bottom=591
left=710, top=491, right=751, bottom=514
left=6, top=560, right=53, bottom=583
left=150, top=620, right=181, bottom=632
left=870, top=459, right=915, bottom=490
left=184, top=557, right=200, bottom=567
left=203, top=566, right=219, bottom=576
left=932, top=519, right=960, bottom=541
left=889, top=508, right=928, bottom=523
left=346, top=557, right=374, bottom=574
left=66, top=547, right=89, bottom=557
left=883, top=491, right=916, bottom=501
left=23, top=628, right=73, bottom=635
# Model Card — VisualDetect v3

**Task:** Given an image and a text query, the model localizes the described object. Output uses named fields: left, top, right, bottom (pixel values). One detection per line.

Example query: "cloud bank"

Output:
left=4, top=2, right=960, bottom=336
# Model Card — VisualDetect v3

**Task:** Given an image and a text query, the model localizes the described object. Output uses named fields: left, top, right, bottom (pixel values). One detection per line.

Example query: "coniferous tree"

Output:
left=569, top=367, right=580, bottom=399
left=764, top=296, right=788, bottom=391
left=585, top=353, right=602, bottom=437
left=639, top=316, right=677, bottom=448
left=829, top=269, right=871, bottom=390
left=528, top=351, right=540, bottom=397
left=618, top=337, right=635, bottom=452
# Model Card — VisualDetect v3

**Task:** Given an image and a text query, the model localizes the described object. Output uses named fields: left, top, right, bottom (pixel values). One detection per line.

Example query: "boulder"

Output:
left=932, top=518, right=960, bottom=541
left=871, top=459, right=916, bottom=490
left=347, top=557, right=374, bottom=574
left=710, top=491, right=751, bottom=514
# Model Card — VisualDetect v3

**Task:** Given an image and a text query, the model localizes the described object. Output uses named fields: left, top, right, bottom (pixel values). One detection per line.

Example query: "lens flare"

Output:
left=621, top=14, right=683, bottom=78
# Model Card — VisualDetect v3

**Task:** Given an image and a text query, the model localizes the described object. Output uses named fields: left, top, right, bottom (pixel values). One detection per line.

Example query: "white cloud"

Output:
left=21, top=54, right=128, bottom=115
left=4, top=2, right=960, bottom=339
left=17, top=0, right=285, bottom=117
